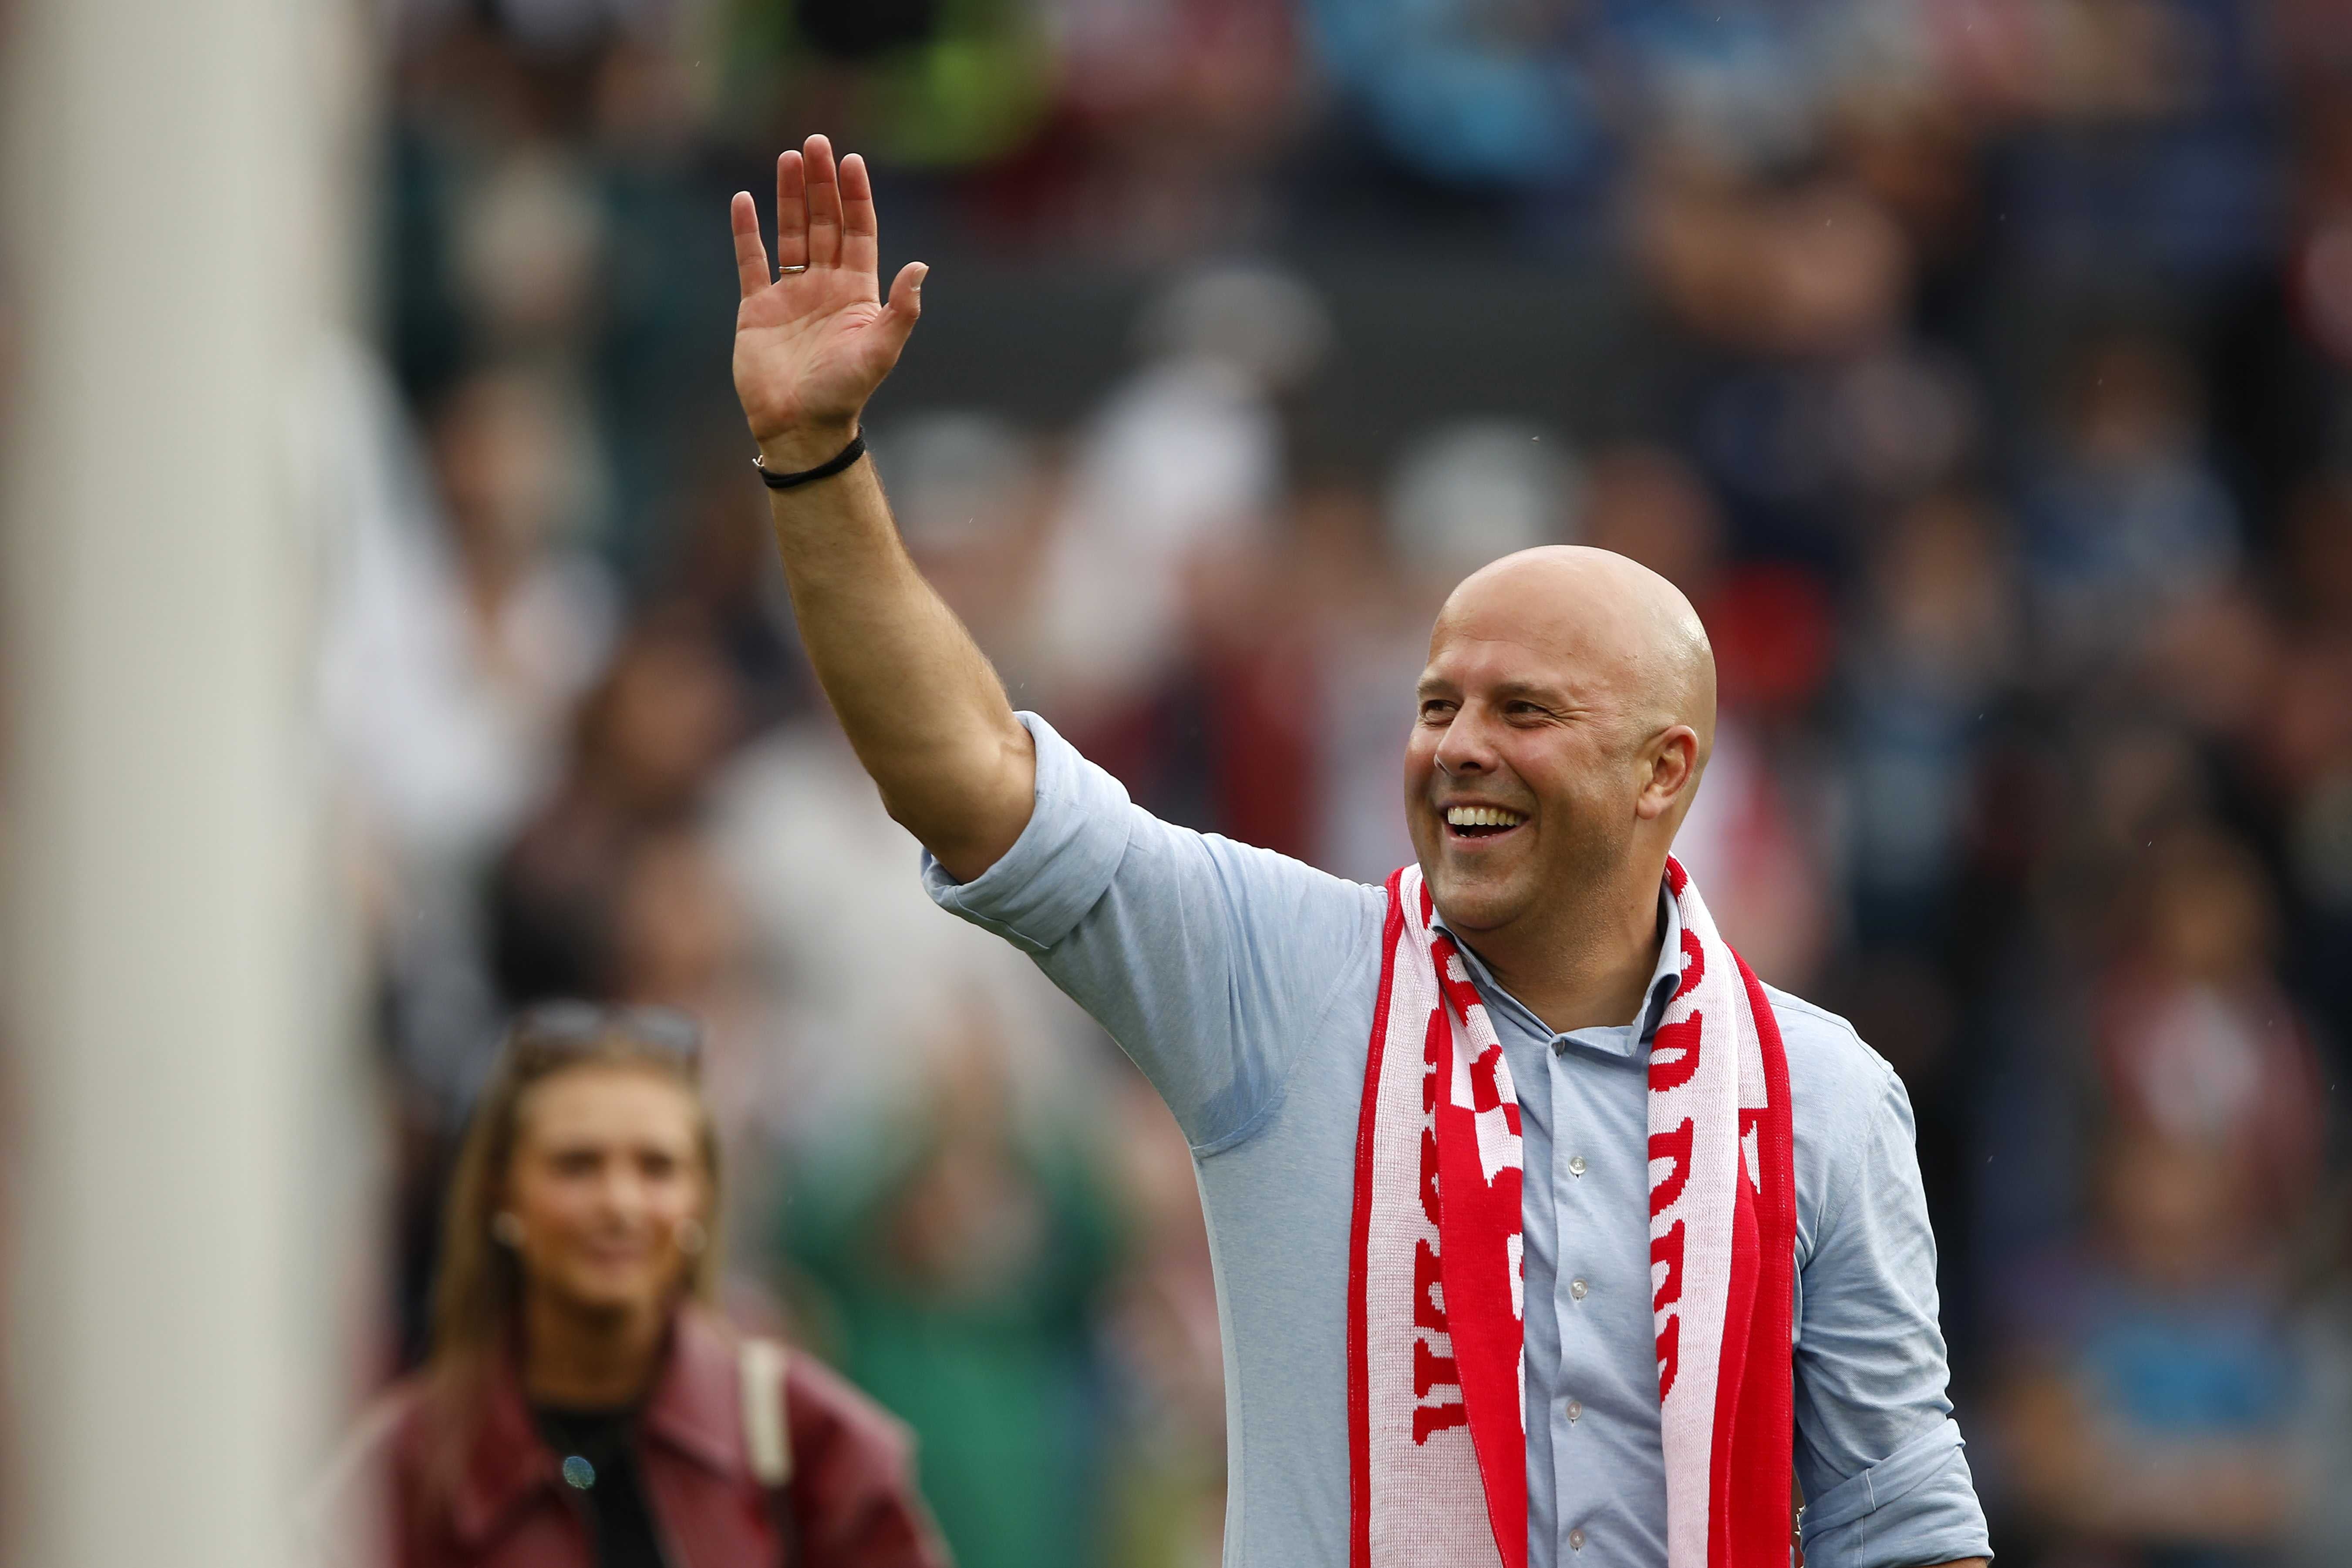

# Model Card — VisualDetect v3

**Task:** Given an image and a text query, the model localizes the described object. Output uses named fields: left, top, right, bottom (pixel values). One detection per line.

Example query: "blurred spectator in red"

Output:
left=308, top=1004, right=949, bottom=1568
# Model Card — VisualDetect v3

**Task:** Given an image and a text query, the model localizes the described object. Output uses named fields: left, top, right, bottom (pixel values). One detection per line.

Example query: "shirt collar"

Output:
left=1434, top=882, right=1685, bottom=1059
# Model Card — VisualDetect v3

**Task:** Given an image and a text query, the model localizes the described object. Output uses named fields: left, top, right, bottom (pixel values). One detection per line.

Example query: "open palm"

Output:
left=731, top=136, right=925, bottom=454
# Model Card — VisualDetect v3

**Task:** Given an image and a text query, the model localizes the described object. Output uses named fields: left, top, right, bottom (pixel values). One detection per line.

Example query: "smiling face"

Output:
left=1404, top=547, right=1714, bottom=946
left=502, top=1063, right=709, bottom=1324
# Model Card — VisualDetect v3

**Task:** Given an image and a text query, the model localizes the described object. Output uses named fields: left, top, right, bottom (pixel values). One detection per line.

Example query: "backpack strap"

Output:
left=739, top=1337, right=793, bottom=1485
left=738, top=1336, right=799, bottom=1566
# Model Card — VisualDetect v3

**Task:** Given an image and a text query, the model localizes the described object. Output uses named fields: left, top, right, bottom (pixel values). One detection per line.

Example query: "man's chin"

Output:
left=1420, top=865, right=1527, bottom=936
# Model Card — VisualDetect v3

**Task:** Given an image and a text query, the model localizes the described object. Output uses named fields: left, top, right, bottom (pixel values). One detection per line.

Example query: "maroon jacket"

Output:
left=317, top=1307, right=948, bottom=1568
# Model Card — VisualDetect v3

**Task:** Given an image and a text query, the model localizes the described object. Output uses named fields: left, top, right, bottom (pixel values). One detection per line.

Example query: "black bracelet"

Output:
left=754, top=431, right=867, bottom=491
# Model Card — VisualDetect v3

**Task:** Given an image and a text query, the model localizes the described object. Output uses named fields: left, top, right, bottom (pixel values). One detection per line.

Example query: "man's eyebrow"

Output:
left=1489, top=678, right=1572, bottom=704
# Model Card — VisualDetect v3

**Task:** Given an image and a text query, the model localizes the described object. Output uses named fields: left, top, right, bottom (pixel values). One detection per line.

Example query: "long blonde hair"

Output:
left=423, top=1004, right=726, bottom=1457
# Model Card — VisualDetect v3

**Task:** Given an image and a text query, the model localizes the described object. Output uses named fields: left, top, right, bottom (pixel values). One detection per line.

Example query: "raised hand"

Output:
left=730, top=135, right=926, bottom=468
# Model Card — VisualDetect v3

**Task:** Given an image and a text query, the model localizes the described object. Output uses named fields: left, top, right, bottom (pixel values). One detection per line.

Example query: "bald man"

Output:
left=728, top=140, right=1991, bottom=1568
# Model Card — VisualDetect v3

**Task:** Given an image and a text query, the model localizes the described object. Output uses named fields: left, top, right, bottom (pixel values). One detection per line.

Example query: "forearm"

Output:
left=729, top=138, right=1033, bottom=881
left=760, top=423, right=1033, bottom=880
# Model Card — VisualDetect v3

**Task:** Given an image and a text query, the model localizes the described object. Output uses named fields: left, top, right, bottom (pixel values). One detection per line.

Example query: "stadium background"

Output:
left=10, top=0, right=2352, bottom=1563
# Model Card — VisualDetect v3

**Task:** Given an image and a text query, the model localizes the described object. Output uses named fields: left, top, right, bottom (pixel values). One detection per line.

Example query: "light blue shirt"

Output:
left=926, top=715, right=1991, bottom=1568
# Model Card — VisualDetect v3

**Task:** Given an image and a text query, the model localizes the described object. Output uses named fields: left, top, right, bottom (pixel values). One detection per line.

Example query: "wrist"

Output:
left=755, top=420, right=860, bottom=474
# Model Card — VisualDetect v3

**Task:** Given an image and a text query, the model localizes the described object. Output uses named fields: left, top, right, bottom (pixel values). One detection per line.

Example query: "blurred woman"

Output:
left=310, top=1003, right=948, bottom=1568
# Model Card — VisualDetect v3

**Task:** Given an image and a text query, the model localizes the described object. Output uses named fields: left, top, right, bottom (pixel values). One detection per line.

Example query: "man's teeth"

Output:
left=1446, top=806, right=1526, bottom=829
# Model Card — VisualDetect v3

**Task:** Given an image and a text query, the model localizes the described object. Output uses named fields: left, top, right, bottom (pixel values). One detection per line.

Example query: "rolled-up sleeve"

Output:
left=1801, top=1422, right=1986, bottom=1568
left=923, top=711, right=1378, bottom=1149
left=1793, top=1039, right=1992, bottom=1568
left=922, top=711, right=1135, bottom=954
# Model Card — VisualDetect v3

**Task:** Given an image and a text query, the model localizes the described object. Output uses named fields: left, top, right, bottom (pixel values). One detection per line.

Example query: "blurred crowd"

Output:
left=322, top=0, right=2352, bottom=1564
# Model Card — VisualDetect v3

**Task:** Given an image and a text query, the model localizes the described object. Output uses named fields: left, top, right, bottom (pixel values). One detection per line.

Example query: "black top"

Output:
left=532, top=1403, right=669, bottom=1568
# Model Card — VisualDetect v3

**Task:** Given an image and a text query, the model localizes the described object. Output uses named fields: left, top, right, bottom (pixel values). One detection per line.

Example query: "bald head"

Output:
left=1435, top=546, right=1716, bottom=779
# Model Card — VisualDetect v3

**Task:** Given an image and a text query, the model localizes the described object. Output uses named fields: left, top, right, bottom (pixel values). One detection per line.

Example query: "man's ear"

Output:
left=1635, top=725, right=1702, bottom=821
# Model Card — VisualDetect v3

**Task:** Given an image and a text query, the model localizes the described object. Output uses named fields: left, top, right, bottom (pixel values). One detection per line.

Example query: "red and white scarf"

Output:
left=1345, top=857, right=1796, bottom=1568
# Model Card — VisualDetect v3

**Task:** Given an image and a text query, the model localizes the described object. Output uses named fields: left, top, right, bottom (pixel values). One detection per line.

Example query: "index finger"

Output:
left=840, top=152, right=879, bottom=280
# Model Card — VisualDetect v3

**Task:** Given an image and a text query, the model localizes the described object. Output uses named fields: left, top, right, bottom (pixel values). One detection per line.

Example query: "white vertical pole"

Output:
left=1, top=0, right=347, bottom=1562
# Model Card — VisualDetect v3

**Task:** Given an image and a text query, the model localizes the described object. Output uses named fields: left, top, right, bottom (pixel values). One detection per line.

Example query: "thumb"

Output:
left=878, top=261, right=927, bottom=354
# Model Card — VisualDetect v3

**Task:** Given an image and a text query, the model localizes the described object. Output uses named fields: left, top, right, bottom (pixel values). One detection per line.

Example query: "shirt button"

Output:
left=1569, top=1528, right=1586, bottom=1551
left=1569, top=1277, right=1588, bottom=1301
left=1567, top=1154, right=1587, bottom=1177
left=1565, top=1399, right=1582, bottom=1422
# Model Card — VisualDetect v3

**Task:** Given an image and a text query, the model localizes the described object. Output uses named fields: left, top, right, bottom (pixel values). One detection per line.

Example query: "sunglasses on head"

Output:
left=506, top=1000, right=704, bottom=1067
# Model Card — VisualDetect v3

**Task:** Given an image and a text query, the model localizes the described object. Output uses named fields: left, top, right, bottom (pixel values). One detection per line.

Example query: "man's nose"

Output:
left=1434, top=709, right=1497, bottom=776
